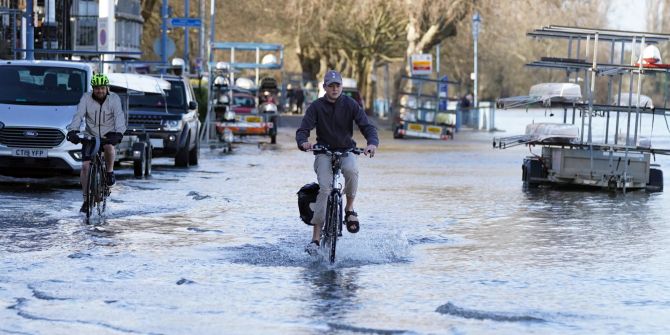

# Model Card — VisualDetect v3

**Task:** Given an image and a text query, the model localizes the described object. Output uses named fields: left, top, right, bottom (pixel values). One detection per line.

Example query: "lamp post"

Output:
left=472, top=11, right=481, bottom=109
left=161, top=0, right=168, bottom=73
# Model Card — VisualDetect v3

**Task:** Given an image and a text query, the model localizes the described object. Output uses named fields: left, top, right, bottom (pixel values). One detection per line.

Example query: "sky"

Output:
left=608, top=0, right=648, bottom=31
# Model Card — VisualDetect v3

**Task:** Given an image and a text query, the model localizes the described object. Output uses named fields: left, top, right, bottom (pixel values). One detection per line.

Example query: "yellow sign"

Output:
left=245, top=116, right=262, bottom=122
left=426, top=126, right=443, bottom=134
left=408, top=123, right=424, bottom=131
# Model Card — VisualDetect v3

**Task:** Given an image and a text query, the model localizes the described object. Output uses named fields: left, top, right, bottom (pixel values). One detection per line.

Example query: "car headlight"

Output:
left=163, top=120, right=182, bottom=131
left=224, top=110, right=236, bottom=121
left=69, top=150, right=83, bottom=161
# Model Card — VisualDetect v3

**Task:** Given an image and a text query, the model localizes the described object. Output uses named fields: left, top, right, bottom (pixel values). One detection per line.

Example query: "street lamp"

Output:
left=472, top=11, right=481, bottom=110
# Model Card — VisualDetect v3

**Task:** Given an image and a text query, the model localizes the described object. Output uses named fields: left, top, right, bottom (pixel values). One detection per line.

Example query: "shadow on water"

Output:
left=0, top=180, right=80, bottom=192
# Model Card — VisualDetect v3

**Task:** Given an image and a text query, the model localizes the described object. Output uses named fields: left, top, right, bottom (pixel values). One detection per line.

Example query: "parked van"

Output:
left=0, top=60, right=92, bottom=176
left=0, top=60, right=150, bottom=177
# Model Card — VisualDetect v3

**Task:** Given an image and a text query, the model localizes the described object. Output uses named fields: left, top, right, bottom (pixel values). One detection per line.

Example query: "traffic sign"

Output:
left=169, top=17, right=202, bottom=28
left=153, top=37, right=176, bottom=58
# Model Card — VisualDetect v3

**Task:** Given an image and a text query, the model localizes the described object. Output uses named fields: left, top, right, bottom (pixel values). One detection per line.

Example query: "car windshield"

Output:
left=128, top=93, right=168, bottom=109
left=0, top=65, right=86, bottom=105
left=233, top=95, right=255, bottom=107
left=128, top=80, right=185, bottom=110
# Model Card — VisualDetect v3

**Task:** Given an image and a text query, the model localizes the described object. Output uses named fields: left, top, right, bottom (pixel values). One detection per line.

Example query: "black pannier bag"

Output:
left=297, top=182, right=319, bottom=225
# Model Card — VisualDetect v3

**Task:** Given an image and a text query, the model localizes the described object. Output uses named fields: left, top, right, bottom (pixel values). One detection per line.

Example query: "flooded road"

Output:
left=1, top=116, right=670, bottom=334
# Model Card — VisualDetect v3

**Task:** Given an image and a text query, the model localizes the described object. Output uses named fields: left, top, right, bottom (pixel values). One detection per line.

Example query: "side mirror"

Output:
left=188, top=101, right=198, bottom=110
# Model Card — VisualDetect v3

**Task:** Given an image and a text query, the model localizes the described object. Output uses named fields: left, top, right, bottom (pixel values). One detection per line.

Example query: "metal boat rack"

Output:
left=495, top=25, right=670, bottom=191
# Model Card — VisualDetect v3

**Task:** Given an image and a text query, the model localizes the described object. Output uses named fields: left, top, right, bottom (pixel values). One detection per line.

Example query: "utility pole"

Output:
left=161, top=0, right=168, bottom=73
left=472, top=11, right=481, bottom=109
left=184, top=0, right=190, bottom=73
left=199, top=0, right=205, bottom=75
left=25, top=0, right=34, bottom=60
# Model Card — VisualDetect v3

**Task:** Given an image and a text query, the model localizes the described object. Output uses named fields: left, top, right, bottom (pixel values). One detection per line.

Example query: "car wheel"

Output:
left=189, top=136, right=199, bottom=165
left=175, top=134, right=190, bottom=167
left=133, top=142, right=147, bottom=178
left=144, top=145, right=152, bottom=176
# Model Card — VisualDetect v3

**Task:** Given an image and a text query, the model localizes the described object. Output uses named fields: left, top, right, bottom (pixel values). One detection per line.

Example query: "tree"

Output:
left=290, top=0, right=405, bottom=112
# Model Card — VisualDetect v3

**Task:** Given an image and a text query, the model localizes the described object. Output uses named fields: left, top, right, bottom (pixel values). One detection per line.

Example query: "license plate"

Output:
left=245, top=116, right=262, bottom=122
left=408, top=123, right=424, bottom=131
left=426, top=126, right=443, bottom=134
left=150, top=138, right=164, bottom=149
left=13, top=148, right=48, bottom=158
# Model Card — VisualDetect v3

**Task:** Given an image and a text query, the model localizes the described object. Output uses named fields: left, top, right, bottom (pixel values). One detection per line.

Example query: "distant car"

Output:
left=231, top=92, right=257, bottom=114
left=125, top=74, right=201, bottom=167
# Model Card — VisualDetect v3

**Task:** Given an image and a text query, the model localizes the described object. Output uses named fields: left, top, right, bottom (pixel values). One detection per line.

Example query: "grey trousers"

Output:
left=310, top=153, right=359, bottom=225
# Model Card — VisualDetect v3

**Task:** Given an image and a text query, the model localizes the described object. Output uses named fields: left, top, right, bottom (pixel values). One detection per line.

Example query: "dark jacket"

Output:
left=296, top=94, right=379, bottom=150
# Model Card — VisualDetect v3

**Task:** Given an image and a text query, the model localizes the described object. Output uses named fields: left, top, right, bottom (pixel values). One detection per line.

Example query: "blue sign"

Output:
left=170, top=18, right=202, bottom=28
left=439, top=75, right=449, bottom=111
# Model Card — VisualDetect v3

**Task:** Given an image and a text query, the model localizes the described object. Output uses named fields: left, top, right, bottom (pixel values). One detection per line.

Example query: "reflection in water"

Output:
left=304, top=268, right=360, bottom=321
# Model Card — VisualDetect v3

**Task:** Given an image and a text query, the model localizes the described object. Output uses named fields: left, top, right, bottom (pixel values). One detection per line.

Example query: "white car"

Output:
left=0, top=60, right=93, bottom=176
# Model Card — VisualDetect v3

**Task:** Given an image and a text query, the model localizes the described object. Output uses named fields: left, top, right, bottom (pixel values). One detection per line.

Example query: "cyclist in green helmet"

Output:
left=66, top=73, right=126, bottom=213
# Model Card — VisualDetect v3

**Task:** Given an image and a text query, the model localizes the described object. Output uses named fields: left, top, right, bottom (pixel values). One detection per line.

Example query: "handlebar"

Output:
left=310, top=145, right=364, bottom=155
left=73, top=132, right=114, bottom=146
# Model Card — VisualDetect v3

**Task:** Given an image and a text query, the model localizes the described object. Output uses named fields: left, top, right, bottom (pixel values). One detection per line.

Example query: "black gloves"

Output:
left=66, top=130, right=80, bottom=144
left=104, top=132, right=123, bottom=145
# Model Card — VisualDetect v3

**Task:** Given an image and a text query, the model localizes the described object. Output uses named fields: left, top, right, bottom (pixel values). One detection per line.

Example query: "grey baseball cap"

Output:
left=324, top=70, right=342, bottom=86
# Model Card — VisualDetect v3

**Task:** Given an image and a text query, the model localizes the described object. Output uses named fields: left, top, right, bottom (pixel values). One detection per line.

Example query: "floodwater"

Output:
left=1, top=111, right=670, bottom=334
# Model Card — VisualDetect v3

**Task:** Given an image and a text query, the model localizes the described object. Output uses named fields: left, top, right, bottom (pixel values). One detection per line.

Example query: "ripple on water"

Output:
left=327, top=322, right=414, bottom=334
left=435, top=302, right=546, bottom=323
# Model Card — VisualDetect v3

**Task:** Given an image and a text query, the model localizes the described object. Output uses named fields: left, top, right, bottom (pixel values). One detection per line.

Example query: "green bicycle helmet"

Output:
left=91, top=73, right=109, bottom=87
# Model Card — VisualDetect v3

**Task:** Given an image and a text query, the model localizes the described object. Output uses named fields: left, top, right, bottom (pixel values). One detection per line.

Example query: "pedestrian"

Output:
left=295, top=86, right=305, bottom=114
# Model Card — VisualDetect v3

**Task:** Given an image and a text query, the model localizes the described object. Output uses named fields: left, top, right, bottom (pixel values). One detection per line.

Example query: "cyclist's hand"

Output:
left=364, top=144, right=377, bottom=158
left=301, top=142, right=313, bottom=151
left=105, top=132, right=123, bottom=145
left=66, top=130, right=80, bottom=144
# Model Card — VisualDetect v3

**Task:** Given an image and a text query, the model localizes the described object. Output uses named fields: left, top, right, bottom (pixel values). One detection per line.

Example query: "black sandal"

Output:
left=345, top=210, right=360, bottom=233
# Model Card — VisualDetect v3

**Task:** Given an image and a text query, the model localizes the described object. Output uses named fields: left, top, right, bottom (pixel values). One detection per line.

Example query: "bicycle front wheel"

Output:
left=324, top=193, right=341, bottom=264
left=85, top=163, right=97, bottom=222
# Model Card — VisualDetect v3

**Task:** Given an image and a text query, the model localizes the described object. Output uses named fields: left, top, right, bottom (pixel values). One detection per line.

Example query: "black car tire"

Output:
left=144, top=145, right=152, bottom=176
left=189, top=136, right=199, bottom=165
left=175, top=133, right=190, bottom=167
left=133, top=142, right=147, bottom=178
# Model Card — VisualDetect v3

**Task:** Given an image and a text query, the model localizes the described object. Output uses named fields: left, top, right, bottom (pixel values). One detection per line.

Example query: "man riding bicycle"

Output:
left=296, top=70, right=379, bottom=254
left=65, top=73, right=126, bottom=213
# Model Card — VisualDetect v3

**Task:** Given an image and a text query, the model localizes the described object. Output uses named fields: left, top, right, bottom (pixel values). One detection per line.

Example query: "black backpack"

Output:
left=297, top=183, right=319, bottom=225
